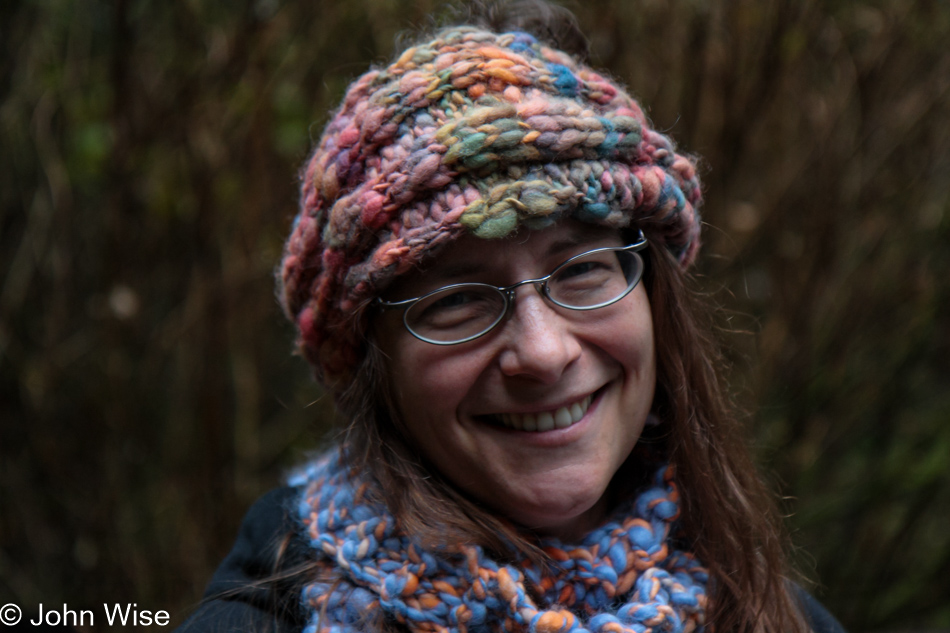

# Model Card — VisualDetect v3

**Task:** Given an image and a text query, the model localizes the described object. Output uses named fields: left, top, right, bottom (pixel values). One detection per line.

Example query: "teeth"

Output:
left=569, top=402, right=584, bottom=421
left=523, top=415, right=537, bottom=432
left=537, top=412, right=554, bottom=432
left=496, top=394, right=593, bottom=432
left=554, top=407, right=572, bottom=429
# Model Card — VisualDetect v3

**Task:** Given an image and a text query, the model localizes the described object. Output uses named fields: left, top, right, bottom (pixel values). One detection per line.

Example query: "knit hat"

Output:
left=279, top=27, right=702, bottom=392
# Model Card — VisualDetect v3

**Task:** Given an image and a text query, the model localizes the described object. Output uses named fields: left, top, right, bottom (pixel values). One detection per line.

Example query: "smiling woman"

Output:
left=177, top=3, right=845, bottom=633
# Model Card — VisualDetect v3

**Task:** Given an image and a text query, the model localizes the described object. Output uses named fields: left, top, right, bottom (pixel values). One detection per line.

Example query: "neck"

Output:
left=530, top=492, right=611, bottom=542
left=532, top=453, right=654, bottom=542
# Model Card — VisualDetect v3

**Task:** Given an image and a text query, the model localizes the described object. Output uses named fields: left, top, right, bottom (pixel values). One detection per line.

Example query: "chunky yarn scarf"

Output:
left=292, top=451, right=709, bottom=633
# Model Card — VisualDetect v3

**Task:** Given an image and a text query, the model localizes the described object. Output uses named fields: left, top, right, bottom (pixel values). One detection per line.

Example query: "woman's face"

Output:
left=375, top=222, right=656, bottom=541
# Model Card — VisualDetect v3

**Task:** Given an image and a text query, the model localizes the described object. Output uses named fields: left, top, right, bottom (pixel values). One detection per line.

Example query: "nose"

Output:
left=496, top=287, right=582, bottom=383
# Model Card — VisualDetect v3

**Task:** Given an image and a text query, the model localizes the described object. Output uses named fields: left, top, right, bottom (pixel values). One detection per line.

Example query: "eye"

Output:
left=429, top=290, right=479, bottom=309
left=557, top=260, right=605, bottom=279
left=552, top=252, right=619, bottom=283
left=548, top=251, right=630, bottom=308
left=407, top=285, right=505, bottom=333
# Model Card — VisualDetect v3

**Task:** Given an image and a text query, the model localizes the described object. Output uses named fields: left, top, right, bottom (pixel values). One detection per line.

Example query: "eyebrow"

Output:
left=544, top=225, right=620, bottom=256
left=545, top=233, right=602, bottom=256
left=426, top=260, right=487, bottom=282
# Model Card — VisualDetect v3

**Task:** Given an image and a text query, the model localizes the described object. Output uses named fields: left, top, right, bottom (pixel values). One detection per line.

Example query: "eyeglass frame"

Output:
left=375, top=231, right=649, bottom=346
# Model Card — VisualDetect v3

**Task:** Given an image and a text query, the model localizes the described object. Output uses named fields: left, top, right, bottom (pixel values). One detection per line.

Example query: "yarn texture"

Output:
left=291, top=450, right=709, bottom=633
left=279, top=27, right=703, bottom=391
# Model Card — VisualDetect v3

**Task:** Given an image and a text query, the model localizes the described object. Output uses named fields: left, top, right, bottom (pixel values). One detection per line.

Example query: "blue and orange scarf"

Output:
left=291, top=450, right=708, bottom=633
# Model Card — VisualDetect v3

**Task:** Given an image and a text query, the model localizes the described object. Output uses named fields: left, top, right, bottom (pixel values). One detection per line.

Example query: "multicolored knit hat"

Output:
left=279, top=26, right=702, bottom=392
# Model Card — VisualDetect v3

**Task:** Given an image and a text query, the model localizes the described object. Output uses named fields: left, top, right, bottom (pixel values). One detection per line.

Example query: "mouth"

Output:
left=484, top=390, right=598, bottom=432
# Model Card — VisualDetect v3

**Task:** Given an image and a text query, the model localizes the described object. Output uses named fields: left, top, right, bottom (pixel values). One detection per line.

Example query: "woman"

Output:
left=179, top=8, right=845, bottom=633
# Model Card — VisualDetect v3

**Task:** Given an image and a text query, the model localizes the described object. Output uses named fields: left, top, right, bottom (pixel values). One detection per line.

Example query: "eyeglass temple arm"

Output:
left=627, top=230, right=648, bottom=251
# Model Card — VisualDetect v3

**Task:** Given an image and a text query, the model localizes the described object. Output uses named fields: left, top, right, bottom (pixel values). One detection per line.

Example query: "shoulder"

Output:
left=793, top=584, right=847, bottom=633
left=175, top=487, right=309, bottom=633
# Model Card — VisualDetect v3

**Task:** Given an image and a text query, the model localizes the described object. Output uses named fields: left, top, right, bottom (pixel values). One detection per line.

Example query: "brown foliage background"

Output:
left=1, top=0, right=948, bottom=629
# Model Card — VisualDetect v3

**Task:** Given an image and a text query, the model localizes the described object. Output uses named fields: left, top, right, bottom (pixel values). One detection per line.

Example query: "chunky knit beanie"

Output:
left=279, top=26, right=702, bottom=392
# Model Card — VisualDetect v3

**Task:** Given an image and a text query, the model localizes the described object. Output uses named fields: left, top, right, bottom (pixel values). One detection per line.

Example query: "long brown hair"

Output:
left=330, top=221, right=808, bottom=633
left=643, top=234, right=807, bottom=633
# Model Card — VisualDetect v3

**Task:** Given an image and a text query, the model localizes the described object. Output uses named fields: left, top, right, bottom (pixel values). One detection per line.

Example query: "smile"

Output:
left=493, top=393, right=594, bottom=432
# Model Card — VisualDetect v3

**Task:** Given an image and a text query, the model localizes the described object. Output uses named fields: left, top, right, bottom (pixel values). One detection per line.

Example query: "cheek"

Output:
left=394, top=355, right=464, bottom=412
left=380, top=330, right=483, bottom=428
left=636, top=323, right=656, bottom=390
left=604, top=288, right=655, bottom=368
left=639, top=319, right=656, bottom=376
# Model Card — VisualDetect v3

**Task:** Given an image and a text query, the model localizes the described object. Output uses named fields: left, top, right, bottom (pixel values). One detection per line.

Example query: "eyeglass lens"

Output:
left=404, top=248, right=643, bottom=344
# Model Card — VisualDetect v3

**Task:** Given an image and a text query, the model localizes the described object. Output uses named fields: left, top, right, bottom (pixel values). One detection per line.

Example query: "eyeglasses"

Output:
left=376, top=232, right=648, bottom=345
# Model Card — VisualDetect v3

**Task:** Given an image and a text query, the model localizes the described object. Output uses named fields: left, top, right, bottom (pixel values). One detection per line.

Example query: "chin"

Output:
left=503, top=480, right=610, bottom=540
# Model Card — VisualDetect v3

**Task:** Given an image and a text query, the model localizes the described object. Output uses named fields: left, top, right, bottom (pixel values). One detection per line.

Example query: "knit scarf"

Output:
left=291, top=450, right=708, bottom=633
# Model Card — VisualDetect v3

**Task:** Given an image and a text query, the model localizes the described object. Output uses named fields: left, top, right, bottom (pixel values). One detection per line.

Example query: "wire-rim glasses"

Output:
left=376, top=232, right=649, bottom=345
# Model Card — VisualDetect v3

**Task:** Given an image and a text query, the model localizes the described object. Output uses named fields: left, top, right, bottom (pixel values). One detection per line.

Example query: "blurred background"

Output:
left=2, top=0, right=948, bottom=629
